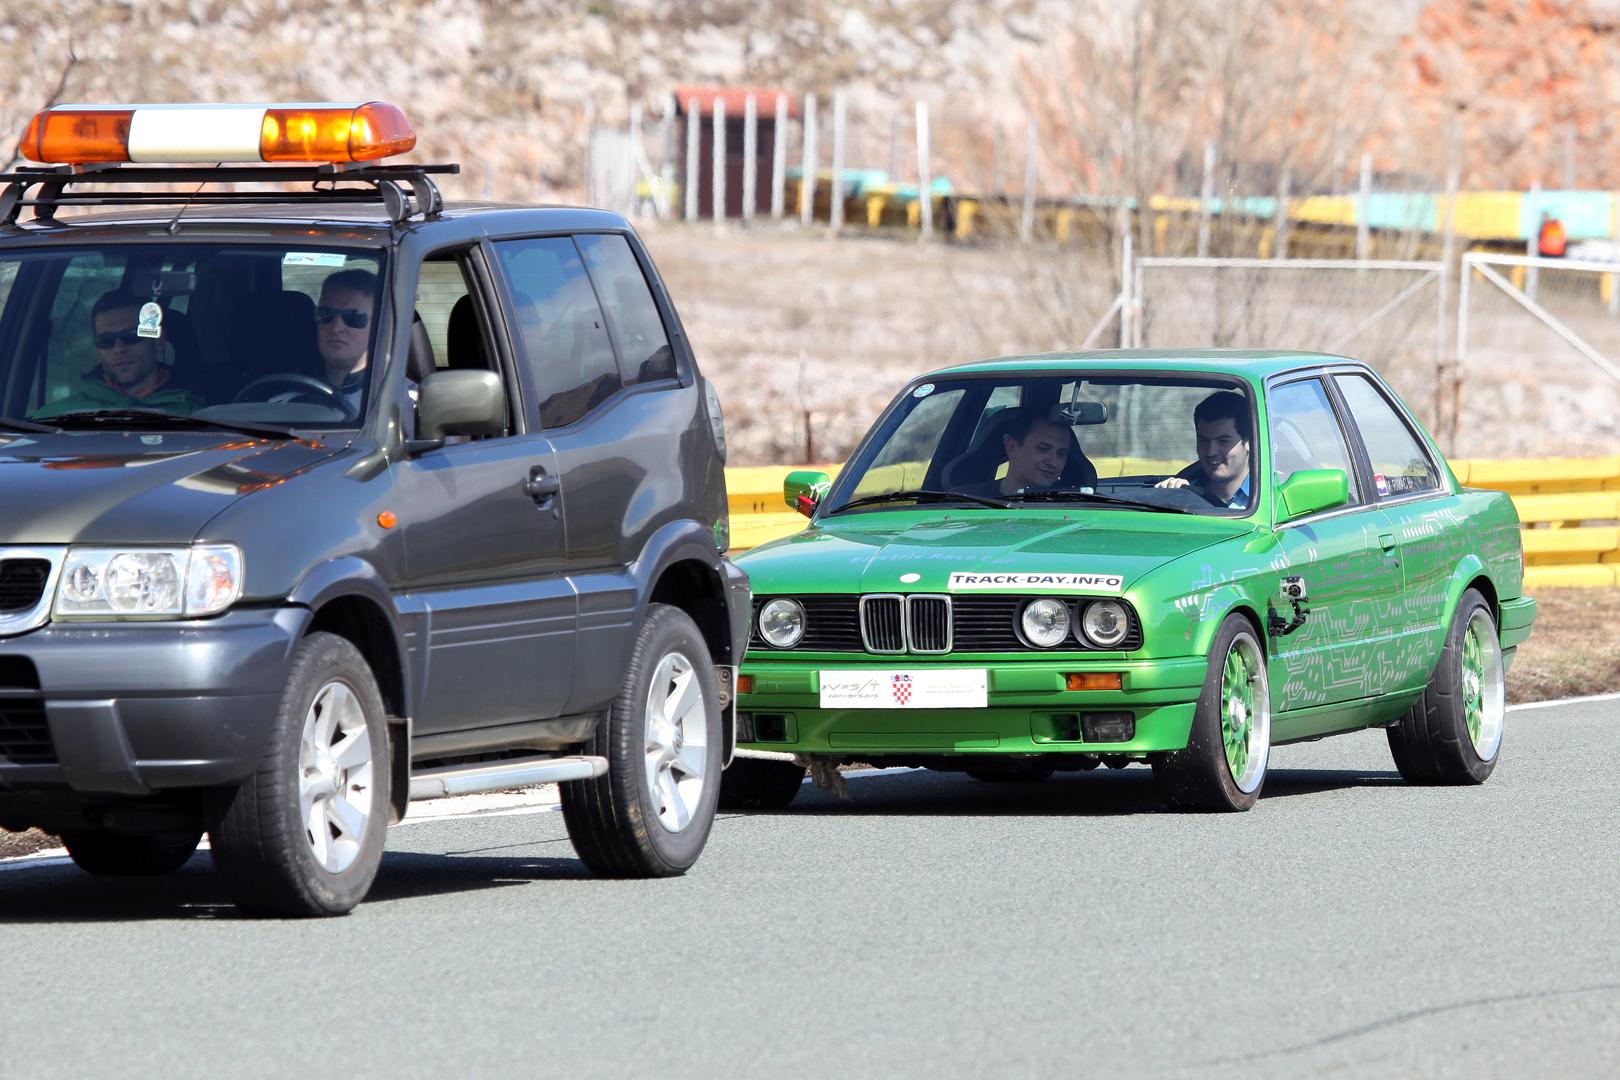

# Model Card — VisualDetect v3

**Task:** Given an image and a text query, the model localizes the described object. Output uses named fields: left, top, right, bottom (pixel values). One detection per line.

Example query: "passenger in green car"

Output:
left=1154, top=390, right=1252, bottom=509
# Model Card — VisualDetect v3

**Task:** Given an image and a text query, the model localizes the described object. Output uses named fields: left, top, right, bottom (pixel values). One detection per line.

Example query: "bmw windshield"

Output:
left=0, top=243, right=387, bottom=431
left=826, top=373, right=1260, bottom=517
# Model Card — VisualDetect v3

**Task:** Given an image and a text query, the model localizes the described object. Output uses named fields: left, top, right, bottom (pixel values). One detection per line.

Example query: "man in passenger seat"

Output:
left=35, top=289, right=203, bottom=418
left=314, top=268, right=378, bottom=413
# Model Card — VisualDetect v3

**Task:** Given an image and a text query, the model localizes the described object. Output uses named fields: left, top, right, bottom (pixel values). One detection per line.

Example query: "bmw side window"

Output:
left=1268, top=378, right=1361, bottom=503
left=1334, top=374, right=1441, bottom=498
left=574, top=233, right=676, bottom=386
left=849, top=388, right=965, bottom=497
left=493, top=237, right=622, bottom=428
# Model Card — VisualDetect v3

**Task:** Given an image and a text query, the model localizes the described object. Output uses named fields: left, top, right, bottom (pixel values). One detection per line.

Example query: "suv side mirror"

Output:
left=413, top=369, right=507, bottom=448
left=784, top=469, right=832, bottom=517
left=1277, top=468, right=1349, bottom=522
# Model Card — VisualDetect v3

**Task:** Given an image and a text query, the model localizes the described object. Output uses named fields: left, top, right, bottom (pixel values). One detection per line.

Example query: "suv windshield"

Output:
left=828, top=373, right=1259, bottom=516
left=0, top=243, right=386, bottom=430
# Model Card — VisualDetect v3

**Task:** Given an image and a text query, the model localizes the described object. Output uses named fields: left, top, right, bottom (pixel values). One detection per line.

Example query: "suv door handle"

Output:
left=524, top=467, right=560, bottom=503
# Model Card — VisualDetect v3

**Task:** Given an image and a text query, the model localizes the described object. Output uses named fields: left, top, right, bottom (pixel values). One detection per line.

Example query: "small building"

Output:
left=674, top=86, right=799, bottom=219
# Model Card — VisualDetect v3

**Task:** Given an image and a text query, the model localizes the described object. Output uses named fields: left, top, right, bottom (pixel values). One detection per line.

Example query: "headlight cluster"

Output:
left=1020, top=598, right=1131, bottom=649
left=55, top=544, right=243, bottom=619
left=757, top=598, right=805, bottom=648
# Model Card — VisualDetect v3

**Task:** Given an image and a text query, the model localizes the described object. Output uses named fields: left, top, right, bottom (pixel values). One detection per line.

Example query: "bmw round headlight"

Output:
left=1020, top=598, right=1071, bottom=648
left=1080, top=600, right=1130, bottom=648
left=758, top=598, right=806, bottom=648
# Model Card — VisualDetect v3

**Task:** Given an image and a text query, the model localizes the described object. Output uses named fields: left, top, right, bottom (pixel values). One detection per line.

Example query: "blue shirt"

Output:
left=1196, top=473, right=1250, bottom=510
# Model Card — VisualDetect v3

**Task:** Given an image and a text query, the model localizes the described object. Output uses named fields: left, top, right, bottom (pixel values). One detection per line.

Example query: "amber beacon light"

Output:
left=19, top=102, right=416, bottom=165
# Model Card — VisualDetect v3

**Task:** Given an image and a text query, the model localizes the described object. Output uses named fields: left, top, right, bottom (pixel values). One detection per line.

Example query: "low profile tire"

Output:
left=1151, top=615, right=1271, bottom=812
left=209, top=632, right=391, bottom=917
left=1386, top=588, right=1504, bottom=785
left=62, top=830, right=202, bottom=875
left=965, top=766, right=1054, bottom=783
left=562, top=604, right=723, bottom=877
left=719, top=758, right=806, bottom=810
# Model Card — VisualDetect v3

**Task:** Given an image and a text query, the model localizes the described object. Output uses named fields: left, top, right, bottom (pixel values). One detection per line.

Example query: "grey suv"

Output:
left=0, top=157, right=749, bottom=915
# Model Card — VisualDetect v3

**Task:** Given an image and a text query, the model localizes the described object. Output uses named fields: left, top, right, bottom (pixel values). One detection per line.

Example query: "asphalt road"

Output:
left=2, top=695, right=1616, bottom=1079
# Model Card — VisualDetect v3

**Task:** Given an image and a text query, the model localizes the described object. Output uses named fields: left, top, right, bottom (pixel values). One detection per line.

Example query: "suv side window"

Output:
left=493, top=237, right=621, bottom=428
left=414, top=250, right=514, bottom=436
left=574, top=233, right=676, bottom=385
left=1268, top=377, right=1362, bottom=503
left=1333, top=374, right=1441, bottom=498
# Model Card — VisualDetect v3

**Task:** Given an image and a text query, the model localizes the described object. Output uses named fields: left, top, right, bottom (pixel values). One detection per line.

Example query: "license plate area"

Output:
left=818, top=668, right=988, bottom=709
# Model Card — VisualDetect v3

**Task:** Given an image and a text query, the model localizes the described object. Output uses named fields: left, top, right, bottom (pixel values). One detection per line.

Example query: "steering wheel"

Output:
left=234, top=372, right=343, bottom=405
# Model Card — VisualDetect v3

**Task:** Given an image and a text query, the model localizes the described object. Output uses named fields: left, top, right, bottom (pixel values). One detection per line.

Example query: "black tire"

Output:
left=719, top=758, right=806, bottom=810
left=62, top=830, right=202, bottom=875
left=965, top=766, right=1054, bottom=783
left=562, top=604, right=723, bottom=877
left=1387, top=588, right=1503, bottom=785
left=209, top=632, right=391, bottom=917
left=1151, top=614, right=1271, bottom=812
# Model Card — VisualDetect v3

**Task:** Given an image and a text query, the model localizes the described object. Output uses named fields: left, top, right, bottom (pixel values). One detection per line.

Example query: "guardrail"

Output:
left=725, top=458, right=1620, bottom=589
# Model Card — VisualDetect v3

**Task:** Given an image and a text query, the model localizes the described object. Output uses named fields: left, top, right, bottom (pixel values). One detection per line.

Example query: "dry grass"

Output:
left=1506, top=587, right=1620, bottom=705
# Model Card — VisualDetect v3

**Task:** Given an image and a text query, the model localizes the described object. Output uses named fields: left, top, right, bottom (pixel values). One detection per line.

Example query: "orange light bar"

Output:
left=18, top=102, right=415, bottom=165
left=21, top=108, right=133, bottom=164
left=1065, top=672, right=1123, bottom=691
left=261, top=103, right=416, bottom=162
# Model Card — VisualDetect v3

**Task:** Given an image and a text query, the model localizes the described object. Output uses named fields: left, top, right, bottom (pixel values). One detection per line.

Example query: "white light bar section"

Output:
left=127, top=106, right=266, bottom=162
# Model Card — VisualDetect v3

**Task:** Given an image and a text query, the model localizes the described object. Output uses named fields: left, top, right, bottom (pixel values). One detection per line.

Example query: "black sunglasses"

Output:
left=315, top=306, right=370, bottom=330
left=93, top=329, right=147, bottom=349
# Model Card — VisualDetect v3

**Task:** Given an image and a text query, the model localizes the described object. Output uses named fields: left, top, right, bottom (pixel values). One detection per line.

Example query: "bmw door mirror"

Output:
left=411, top=369, right=507, bottom=452
left=1277, top=468, right=1349, bottom=522
left=784, top=469, right=832, bottom=517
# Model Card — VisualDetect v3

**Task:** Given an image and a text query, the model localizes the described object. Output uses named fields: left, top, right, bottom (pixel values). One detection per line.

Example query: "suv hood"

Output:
left=735, top=511, right=1254, bottom=595
left=0, top=430, right=344, bottom=545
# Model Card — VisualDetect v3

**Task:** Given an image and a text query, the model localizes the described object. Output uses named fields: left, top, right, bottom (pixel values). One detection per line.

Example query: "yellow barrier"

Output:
left=724, top=457, right=1620, bottom=589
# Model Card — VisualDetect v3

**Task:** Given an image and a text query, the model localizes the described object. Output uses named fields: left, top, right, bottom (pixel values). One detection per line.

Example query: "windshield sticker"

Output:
left=137, top=302, right=163, bottom=339
left=948, top=571, right=1125, bottom=593
left=912, top=383, right=935, bottom=398
left=1374, top=473, right=1390, bottom=496
left=283, top=252, right=348, bottom=267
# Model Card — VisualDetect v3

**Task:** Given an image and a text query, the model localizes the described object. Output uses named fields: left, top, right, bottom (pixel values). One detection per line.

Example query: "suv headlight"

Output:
left=55, top=544, right=243, bottom=619
left=758, top=598, right=805, bottom=648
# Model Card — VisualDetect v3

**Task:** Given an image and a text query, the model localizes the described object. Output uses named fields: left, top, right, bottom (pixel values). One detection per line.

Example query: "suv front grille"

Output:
left=0, top=560, right=49, bottom=613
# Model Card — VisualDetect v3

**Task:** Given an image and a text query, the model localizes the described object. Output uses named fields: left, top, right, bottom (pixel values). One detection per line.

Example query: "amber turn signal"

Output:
left=737, top=674, right=754, bottom=694
left=1064, top=672, right=1122, bottom=691
left=376, top=511, right=397, bottom=529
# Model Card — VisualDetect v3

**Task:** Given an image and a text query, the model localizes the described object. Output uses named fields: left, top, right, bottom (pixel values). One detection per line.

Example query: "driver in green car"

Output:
left=1154, top=390, right=1252, bottom=510
left=963, top=409, right=1072, bottom=497
left=33, top=289, right=203, bottom=418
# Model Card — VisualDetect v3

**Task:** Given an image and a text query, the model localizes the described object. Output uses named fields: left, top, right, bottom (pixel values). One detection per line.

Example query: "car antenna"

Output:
left=165, top=164, right=222, bottom=235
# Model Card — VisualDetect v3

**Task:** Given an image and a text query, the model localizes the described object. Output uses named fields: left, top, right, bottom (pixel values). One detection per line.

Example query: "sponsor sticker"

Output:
left=947, top=571, right=1125, bottom=594
left=1374, top=473, right=1390, bottom=497
left=819, top=668, right=987, bottom=709
left=283, top=251, right=348, bottom=267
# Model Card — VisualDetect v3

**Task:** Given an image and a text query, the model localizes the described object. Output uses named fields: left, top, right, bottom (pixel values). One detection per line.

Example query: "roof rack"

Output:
left=0, top=162, right=461, bottom=227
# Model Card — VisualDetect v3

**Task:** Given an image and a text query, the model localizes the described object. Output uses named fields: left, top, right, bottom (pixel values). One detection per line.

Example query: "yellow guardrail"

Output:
left=723, top=458, right=1620, bottom=589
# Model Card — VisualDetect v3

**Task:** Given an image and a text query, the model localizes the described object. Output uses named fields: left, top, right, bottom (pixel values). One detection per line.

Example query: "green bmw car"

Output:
left=725, top=350, right=1537, bottom=812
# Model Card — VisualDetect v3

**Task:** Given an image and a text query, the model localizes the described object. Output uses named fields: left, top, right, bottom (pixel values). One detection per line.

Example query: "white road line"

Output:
left=1509, top=691, right=1620, bottom=711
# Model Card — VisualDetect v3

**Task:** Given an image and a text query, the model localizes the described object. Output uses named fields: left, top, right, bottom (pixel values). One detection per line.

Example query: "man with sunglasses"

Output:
left=34, top=288, right=202, bottom=418
left=314, top=268, right=378, bottom=413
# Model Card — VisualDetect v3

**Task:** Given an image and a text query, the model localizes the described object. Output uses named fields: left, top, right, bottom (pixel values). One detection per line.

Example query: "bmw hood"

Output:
left=735, top=511, right=1254, bottom=596
left=0, top=430, right=344, bottom=545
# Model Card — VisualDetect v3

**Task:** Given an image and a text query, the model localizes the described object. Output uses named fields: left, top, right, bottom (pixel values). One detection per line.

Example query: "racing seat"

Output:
left=939, top=409, right=1098, bottom=491
left=445, top=294, right=487, bottom=371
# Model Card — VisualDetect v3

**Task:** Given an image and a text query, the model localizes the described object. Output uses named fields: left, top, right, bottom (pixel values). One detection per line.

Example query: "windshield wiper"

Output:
left=0, top=416, right=61, bottom=434
left=47, top=409, right=296, bottom=441
left=1010, top=489, right=1196, bottom=514
left=830, top=488, right=1011, bottom=513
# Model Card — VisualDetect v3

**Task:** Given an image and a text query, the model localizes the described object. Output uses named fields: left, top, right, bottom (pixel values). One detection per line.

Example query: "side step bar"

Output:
left=408, top=755, right=608, bottom=801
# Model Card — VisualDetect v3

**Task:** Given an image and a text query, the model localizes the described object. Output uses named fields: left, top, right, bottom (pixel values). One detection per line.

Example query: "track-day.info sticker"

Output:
left=819, top=669, right=988, bottom=709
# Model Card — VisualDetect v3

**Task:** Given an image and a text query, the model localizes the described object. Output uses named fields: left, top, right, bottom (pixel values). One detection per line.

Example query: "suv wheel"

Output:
left=562, top=604, right=721, bottom=876
left=61, top=830, right=202, bottom=875
left=209, top=632, right=391, bottom=917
